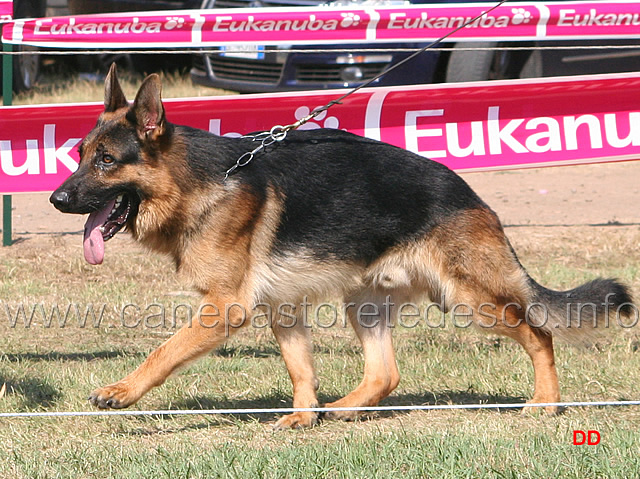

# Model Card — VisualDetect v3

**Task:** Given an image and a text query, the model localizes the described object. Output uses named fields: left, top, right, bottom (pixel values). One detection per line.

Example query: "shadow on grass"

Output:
left=214, top=343, right=363, bottom=359
left=173, top=390, right=525, bottom=419
left=0, top=375, right=62, bottom=409
left=0, top=350, right=145, bottom=409
left=378, top=390, right=528, bottom=417
left=2, top=350, right=142, bottom=362
left=120, top=391, right=294, bottom=436
left=214, top=343, right=281, bottom=359
left=161, top=390, right=297, bottom=424
left=117, top=389, right=528, bottom=437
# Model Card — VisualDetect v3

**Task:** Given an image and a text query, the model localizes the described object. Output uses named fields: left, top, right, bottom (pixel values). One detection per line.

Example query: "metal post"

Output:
left=2, top=196, right=11, bottom=246
left=2, top=42, right=13, bottom=246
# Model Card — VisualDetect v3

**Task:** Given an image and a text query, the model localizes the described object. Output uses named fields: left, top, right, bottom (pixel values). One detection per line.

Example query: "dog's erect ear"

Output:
left=130, top=73, right=165, bottom=141
left=104, top=63, right=128, bottom=112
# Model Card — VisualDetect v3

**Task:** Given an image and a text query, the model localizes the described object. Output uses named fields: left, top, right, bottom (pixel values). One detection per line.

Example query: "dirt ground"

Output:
left=4, top=160, right=639, bottom=244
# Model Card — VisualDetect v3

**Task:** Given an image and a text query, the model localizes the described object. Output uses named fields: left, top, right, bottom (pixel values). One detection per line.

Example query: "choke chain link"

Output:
left=223, top=124, right=289, bottom=180
left=223, top=102, right=338, bottom=181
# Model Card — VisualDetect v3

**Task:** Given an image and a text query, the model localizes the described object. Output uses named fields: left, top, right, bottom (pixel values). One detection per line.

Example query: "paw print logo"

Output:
left=511, top=8, right=532, bottom=25
left=294, top=106, right=340, bottom=130
left=164, top=16, right=186, bottom=30
left=340, top=12, right=361, bottom=28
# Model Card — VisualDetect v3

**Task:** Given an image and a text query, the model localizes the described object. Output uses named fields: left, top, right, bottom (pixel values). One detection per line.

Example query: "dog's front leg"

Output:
left=271, top=313, right=320, bottom=430
left=89, top=296, right=248, bottom=409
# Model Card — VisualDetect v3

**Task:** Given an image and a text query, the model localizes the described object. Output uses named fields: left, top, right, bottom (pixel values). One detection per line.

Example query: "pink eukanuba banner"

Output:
left=1, top=73, right=639, bottom=194
left=4, top=2, right=640, bottom=47
left=0, top=0, right=12, bottom=22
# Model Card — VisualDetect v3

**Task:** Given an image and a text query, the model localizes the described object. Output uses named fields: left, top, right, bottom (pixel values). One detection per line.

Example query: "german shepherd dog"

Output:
left=50, top=65, right=632, bottom=429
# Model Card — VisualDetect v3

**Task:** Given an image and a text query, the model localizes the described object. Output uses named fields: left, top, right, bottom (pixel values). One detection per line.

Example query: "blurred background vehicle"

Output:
left=190, top=0, right=640, bottom=92
left=1, top=0, right=200, bottom=93
left=2, top=0, right=640, bottom=93
left=66, top=0, right=201, bottom=74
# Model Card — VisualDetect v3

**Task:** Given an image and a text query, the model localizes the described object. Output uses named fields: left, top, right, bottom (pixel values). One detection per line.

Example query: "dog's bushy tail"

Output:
left=526, top=276, right=634, bottom=342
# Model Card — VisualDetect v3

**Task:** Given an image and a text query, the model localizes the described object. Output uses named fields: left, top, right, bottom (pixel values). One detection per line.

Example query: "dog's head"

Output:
left=50, top=64, right=173, bottom=265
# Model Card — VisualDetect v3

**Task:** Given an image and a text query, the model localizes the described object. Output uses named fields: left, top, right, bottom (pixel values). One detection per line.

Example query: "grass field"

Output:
left=11, top=66, right=231, bottom=105
left=2, top=227, right=640, bottom=478
left=1, top=71, right=640, bottom=478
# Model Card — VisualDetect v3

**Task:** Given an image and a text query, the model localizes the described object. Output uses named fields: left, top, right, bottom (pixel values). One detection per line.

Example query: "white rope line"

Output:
left=4, top=45, right=640, bottom=55
left=2, top=400, right=640, bottom=419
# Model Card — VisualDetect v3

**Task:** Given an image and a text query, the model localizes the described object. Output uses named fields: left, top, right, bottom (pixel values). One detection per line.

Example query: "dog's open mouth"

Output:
left=83, top=194, right=137, bottom=265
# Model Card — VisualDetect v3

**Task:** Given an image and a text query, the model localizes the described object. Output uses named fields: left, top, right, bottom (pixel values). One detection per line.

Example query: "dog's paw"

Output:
left=324, top=410, right=369, bottom=422
left=273, top=411, right=319, bottom=430
left=520, top=399, right=563, bottom=416
left=322, top=400, right=363, bottom=421
left=88, top=381, right=140, bottom=409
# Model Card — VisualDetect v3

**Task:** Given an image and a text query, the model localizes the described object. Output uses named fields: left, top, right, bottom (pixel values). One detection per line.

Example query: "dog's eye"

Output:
left=102, top=155, right=116, bottom=165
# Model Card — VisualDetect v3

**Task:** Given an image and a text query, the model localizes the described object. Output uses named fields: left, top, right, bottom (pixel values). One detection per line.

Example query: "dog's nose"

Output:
left=50, top=190, right=71, bottom=209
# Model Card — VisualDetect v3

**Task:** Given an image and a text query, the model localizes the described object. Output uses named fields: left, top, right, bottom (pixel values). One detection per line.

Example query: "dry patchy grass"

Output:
left=1, top=71, right=640, bottom=478
left=12, top=67, right=230, bottom=105
left=1, top=226, right=640, bottom=478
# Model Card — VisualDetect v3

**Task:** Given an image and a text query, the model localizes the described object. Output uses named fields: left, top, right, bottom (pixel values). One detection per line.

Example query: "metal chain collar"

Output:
left=223, top=125, right=289, bottom=180
left=222, top=98, right=347, bottom=181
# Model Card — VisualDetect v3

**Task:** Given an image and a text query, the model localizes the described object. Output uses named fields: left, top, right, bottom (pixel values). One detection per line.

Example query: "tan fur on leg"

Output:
left=325, top=290, right=400, bottom=421
left=89, top=296, right=249, bottom=409
left=271, top=311, right=320, bottom=429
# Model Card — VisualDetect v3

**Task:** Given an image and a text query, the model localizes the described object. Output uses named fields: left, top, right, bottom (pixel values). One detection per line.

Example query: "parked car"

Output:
left=67, top=0, right=201, bottom=74
left=190, top=0, right=640, bottom=92
left=1, top=0, right=201, bottom=93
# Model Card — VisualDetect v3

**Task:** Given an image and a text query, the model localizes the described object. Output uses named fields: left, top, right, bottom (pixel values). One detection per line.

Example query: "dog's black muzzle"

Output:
left=50, top=189, right=72, bottom=212
left=49, top=170, right=101, bottom=215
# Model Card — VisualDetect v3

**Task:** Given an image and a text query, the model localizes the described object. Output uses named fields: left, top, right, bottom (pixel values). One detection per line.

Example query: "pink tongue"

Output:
left=83, top=199, right=116, bottom=265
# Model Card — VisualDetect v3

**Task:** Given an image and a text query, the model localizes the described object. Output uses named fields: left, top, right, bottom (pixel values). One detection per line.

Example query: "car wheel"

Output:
left=445, top=42, right=538, bottom=82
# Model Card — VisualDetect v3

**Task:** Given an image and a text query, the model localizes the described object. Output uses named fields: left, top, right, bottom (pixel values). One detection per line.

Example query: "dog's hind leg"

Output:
left=423, top=206, right=562, bottom=414
left=271, top=311, right=320, bottom=430
left=490, top=305, right=561, bottom=415
left=324, top=290, right=400, bottom=421
left=88, top=295, right=249, bottom=409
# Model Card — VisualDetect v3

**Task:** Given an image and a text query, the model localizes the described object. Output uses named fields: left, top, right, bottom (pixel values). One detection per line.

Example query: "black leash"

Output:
left=225, top=0, right=510, bottom=179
